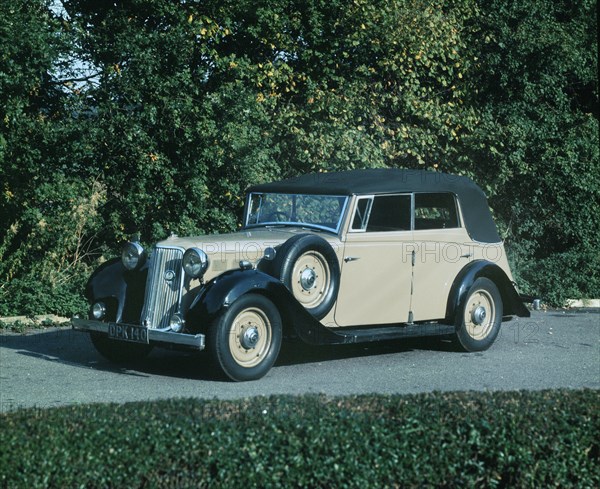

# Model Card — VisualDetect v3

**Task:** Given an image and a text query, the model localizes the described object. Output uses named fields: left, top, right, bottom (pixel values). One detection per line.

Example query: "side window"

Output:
left=351, top=198, right=372, bottom=231
left=366, top=195, right=411, bottom=232
left=414, top=193, right=459, bottom=230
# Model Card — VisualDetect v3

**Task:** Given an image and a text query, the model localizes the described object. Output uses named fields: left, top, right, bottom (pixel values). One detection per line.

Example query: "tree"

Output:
left=466, top=0, right=599, bottom=302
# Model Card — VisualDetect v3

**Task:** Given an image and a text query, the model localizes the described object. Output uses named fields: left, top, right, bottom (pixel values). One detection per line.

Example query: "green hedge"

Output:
left=1, top=390, right=598, bottom=488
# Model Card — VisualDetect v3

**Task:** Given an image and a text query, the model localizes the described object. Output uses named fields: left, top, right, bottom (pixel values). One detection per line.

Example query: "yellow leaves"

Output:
left=188, top=14, right=193, bottom=24
left=256, top=93, right=265, bottom=103
left=147, top=153, right=159, bottom=162
left=200, top=28, right=207, bottom=36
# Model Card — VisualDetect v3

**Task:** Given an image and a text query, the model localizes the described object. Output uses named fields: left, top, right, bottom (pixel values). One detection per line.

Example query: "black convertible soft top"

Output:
left=247, top=169, right=501, bottom=243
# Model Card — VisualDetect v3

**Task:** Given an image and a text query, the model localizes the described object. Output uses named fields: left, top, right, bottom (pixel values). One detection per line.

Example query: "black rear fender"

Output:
left=446, top=260, right=530, bottom=322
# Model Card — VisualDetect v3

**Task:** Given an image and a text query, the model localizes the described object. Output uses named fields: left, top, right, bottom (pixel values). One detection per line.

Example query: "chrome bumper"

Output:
left=72, top=318, right=205, bottom=350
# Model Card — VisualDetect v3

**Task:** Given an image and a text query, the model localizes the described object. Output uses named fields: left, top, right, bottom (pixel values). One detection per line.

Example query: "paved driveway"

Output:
left=1, top=310, right=598, bottom=411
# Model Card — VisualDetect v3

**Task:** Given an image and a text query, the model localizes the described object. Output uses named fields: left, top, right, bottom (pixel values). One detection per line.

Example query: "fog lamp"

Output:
left=169, top=314, right=185, bottom=333
left=92, top=302, right=106, bottom=320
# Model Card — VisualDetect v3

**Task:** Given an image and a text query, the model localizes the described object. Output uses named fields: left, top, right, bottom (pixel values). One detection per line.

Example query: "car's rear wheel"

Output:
left=208, top=294, right=282, bottom=381
left=273, top=234, right=340, bottom=319
left=455, top=277, right=503, bottom=351
left=89, top=333, right=153, bottom=364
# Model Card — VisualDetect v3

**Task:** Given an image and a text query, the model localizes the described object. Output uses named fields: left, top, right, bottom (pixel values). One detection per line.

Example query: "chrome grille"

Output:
left=140, top=246, right=184, bottom=330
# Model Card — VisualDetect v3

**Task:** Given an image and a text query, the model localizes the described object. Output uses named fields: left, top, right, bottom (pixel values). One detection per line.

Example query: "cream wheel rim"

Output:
left=291, top=251, right=331, bottom=309
left=229, top=307, right=271, bottom=367
left=464, top=289, right=496, bottom=340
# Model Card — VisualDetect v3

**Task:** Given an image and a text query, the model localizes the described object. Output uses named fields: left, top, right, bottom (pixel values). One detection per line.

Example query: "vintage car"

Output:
left=72, top=169, right=530, bottom=381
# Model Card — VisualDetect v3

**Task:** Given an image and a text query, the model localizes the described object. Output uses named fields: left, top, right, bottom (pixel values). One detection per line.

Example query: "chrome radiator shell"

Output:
left=140, top=246, right=184, bottom=330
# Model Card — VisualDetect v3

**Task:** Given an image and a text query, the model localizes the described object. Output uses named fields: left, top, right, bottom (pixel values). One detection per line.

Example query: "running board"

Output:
left=296, top=321, right=456, bottom=345
left=332, top=323, right=456, bottom=344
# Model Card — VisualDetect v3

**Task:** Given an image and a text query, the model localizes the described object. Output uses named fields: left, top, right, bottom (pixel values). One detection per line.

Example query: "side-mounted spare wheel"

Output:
left=455, top=277, right=503, bottom=351
left=271, top=234, right=340, bottom=320
left=208, top=293, right=282, bottom=381
left=89, top=333, right=153, bottom=364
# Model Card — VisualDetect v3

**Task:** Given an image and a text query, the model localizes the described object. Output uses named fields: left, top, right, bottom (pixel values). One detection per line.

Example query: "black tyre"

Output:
left=272, top=234, right=340, bottom=319
left=89, top=333, right=153, bottom=364
left=455, top=277, right=503, bottom=351
left=208, top=294, right=282, bottom=381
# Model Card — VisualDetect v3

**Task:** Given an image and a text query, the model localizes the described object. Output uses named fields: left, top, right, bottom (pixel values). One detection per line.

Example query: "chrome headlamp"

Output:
left=122, top=242, right=146, bottom=271
left=183, top=248, right=209, bottom=278
left=92, top=302, right=106, bottom=320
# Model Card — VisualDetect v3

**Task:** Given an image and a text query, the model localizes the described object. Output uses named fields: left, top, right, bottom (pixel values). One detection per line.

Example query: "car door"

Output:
left=410, top=192, right=473, bottom=321
left=334, top=194, right=414, bottom=327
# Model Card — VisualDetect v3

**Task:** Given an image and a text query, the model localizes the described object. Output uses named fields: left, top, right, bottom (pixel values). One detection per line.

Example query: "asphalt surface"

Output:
left=1, top=310, right=598, bottom=412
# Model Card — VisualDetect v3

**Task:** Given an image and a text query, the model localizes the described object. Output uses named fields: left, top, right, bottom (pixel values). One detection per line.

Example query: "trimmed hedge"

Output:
left=1, top=390, right=598, bottom=488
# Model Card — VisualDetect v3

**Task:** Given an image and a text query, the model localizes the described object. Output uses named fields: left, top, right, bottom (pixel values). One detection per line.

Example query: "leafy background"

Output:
left=0, top=0, right=598, bottom=315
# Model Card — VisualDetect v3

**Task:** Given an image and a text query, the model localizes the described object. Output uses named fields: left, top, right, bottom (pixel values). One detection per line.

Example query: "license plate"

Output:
left=108, top=323, right=149, bottom=344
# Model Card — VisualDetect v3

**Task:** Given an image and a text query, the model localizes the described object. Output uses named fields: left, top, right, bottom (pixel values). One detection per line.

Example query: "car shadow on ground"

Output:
left=0, top=327, right=459, bottom=382
left=276, top=335, right=458, bottom=367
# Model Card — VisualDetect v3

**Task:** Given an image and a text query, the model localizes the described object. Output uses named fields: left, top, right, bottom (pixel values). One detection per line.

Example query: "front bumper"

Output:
left=72, top=318, right=205, bottom=350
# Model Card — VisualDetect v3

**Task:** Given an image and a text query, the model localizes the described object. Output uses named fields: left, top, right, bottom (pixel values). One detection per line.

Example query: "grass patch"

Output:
left=0, top=317, right=70, bottom=334
left=1, top=390, right=597, bottom=488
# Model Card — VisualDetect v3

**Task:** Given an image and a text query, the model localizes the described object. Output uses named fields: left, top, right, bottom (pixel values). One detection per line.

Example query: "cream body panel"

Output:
left=335, top=231, right=413, bottom=326
left=157, top=228, right=344, bottom=285
left=411, top=227, right=474, bottom=321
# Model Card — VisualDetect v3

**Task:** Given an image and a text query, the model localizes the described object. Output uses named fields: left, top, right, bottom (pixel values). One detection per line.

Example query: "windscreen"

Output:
left=245, top=193, right=348, bottom=233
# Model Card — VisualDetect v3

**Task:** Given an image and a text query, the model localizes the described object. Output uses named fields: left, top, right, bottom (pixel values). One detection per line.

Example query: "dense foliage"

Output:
left=1, top=390, right=598, bottom=487
left=0, top=0, right=598, bottom=314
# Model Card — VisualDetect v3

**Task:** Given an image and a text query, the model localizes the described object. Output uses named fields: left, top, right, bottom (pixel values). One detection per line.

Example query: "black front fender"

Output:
left=185, top=269, right=341, bottom=344
left=84, top=258, right=147, bottom=324
left=445, top=260, right=530, bottom=321
left=186, top=269, right=288, bottom=331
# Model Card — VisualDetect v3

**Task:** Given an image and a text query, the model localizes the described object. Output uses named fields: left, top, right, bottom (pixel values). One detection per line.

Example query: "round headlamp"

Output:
left=183, top=248, right=209, bottom=278
left=122, top=242, right=145, bottom=271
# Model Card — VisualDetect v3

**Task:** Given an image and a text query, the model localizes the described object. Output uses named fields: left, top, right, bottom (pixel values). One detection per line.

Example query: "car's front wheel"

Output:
left=89, top=333, right=153, bottom=364
left=208, top=294, right=282, bottom=381
left=455, top=277, right=503, bottom=351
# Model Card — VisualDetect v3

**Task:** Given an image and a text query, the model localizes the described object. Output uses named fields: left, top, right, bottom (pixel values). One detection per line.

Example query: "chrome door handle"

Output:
left=344, top=256, right=360, bottom=263
left=461, top=253, right=473, bottom=259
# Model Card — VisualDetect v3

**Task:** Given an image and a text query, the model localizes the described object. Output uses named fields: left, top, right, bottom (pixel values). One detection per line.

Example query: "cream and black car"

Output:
left=73, top=169, right=530, bottom=381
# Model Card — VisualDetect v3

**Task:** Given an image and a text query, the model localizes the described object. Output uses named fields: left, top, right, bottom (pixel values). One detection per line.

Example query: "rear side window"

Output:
left=366, top=195, right=411, bottom=232
left=414, top=193, right=459, bottom=230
